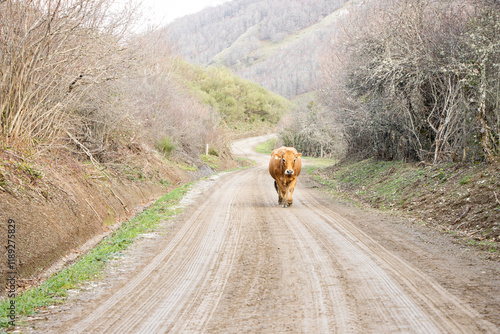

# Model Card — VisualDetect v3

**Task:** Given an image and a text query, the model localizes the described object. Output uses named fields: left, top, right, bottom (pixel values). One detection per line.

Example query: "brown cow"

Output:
left=269, top=146, right=302, bottom=207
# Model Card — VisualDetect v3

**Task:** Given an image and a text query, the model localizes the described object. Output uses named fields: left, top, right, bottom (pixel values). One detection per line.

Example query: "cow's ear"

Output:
left=296, top=153, right=302, bottom=158
left=273, top=153, right=280, bottom=160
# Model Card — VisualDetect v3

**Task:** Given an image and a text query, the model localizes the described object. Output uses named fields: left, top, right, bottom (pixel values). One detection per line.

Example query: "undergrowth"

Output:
left=255, top=137, right=279, bottom=154
left=200, top=154, right=219, bottom=170
left=155, top=137, right=177, bottom=158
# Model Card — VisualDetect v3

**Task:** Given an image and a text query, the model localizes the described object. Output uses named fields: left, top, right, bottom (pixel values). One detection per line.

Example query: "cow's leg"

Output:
left=282, top=181, right=292, bottom=208
left=274, top=180, right=283, bottom=204
left=279, top=186, right=286, bottom=206
left=286, top=178, right=298, bottom=207
left=275, top=180, right=287, bottom=206
left=283, top=186, right=289, bottom=208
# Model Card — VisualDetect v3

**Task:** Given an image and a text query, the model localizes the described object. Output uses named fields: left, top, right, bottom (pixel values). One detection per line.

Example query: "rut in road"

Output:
left=44, top=137, right=497, bottom=333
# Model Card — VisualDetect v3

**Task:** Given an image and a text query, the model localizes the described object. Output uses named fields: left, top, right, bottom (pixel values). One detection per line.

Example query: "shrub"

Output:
left=208, top=146, right=219, bottom=157
left=280, top=101, right=341, bottom=158
left=156, top=137, right=177, bottom=157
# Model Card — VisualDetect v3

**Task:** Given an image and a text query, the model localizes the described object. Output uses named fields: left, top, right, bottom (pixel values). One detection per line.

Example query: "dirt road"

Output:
left=29, top=135, right=499, bottom=333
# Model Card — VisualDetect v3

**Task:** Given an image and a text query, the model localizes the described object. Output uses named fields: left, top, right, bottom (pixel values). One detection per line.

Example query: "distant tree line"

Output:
left=320, top=0, right=500, bottom=163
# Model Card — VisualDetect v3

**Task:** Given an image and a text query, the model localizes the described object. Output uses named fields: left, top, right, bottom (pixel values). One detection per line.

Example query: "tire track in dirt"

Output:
left=62, top=171, right=247, bottom=333
left=261, top=172, right=354, bottom=332
left=299, top=192, right=498, bottom=333
left=290, top=198, right=445, bottom=333
left=204, top=167, right=355, bottom=332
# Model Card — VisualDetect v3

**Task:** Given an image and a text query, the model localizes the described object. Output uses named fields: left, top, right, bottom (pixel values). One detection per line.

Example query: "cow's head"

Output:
left=274, top=149, right=302, bottom=176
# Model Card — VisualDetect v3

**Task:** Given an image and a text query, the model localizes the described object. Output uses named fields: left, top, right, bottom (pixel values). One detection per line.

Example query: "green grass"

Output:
left=465, top=239, right=499, bottom=253
left=307, top=158, right=421, bottom=209
left=155, top=137, right=177, bottom=158
left=170, top=160, right=198, bottom=172
left=200, top=154, right=219, bottom=170
left=460, top=175, right=472, bottom=185
left=254, top=137, right=279, bottom=154
left=302, top=157, right=336, bottom=171
left=0, top=183, right=191, bottom=328
left=234, top=156, right=256, bottom=167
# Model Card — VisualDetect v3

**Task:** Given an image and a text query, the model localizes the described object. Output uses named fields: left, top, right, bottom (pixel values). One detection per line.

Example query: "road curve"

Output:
left=45, top=135, right=497, bottom=333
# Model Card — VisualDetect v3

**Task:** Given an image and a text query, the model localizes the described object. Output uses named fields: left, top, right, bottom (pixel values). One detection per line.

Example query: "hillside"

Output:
left=311, top=159, right=500, bottom=253
left=165, top=0, right=351, bottom=98
left=0, top=56, right=286, bottom=287
left=175, top=60, right=290, bottom=135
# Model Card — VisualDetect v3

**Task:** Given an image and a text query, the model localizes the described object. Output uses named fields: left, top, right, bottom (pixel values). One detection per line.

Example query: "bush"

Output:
left=208, top=146, right=219, bottom=157
left=156, top=137, right=177, bottom=157
left=280, top=101, right=341, bottom=158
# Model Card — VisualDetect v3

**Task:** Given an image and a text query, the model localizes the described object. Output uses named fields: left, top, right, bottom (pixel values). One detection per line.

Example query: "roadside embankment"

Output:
left=0, top=142, right=240, bottom=295
left=308, top=158, right=500, bottom=257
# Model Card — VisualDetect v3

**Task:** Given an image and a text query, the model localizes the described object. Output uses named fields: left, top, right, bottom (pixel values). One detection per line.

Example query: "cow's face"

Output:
left=279, top=150, right=302, bottom=176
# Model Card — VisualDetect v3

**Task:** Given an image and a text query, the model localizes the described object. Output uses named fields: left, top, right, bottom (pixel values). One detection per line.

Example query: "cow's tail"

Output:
left=274, top=180, right=278, bottom=193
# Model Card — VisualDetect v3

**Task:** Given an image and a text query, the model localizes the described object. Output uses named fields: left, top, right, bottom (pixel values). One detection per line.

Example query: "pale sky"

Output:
left=137, top=0, right=232, bottom=27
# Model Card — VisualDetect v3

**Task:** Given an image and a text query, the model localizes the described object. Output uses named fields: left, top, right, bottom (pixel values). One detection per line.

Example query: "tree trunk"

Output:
left=477, top=57, right=496, bottom=163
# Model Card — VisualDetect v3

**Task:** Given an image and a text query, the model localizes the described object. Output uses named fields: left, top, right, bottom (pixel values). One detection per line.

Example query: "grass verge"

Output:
left=234, top=156, right=256, bottom=167
left=0, top=183, right=191, bottom=328
left=254, top=137, right=336, bottom=169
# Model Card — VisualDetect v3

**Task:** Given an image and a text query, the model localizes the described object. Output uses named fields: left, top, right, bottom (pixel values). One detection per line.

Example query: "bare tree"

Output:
left=280, top=100, right=341, bottom=158
left=0, top=0, right=135, bottom=146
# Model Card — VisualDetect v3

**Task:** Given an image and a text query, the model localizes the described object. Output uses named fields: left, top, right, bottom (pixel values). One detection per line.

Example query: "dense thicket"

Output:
left=280, top=101, right=341, bottom=158
left=320, top=0, right=500, bottom=163
left=0, top=0, right=131, bottom=144
left=0, top=0, right=224, bottom=161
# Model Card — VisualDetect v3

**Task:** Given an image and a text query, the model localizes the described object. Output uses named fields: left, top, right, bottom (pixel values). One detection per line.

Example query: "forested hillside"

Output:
left=168, top=0, right=499, bottom=164
left=176, top=61, right=289, bottom=132
left=165, top=0, right=350, bottom=98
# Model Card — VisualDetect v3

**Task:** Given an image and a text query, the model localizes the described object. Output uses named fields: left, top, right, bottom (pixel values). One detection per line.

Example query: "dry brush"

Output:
left=0, top=0, right=226, bottom=163
left=319, top=0, right=500, bottom=163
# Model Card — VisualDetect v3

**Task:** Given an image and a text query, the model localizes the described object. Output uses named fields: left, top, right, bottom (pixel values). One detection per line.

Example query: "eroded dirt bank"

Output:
left=0, top=143, right=233, bottom=291
left=313, top=158, right=500, bottom=251
left=23, top=136, right=500, bottom=333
